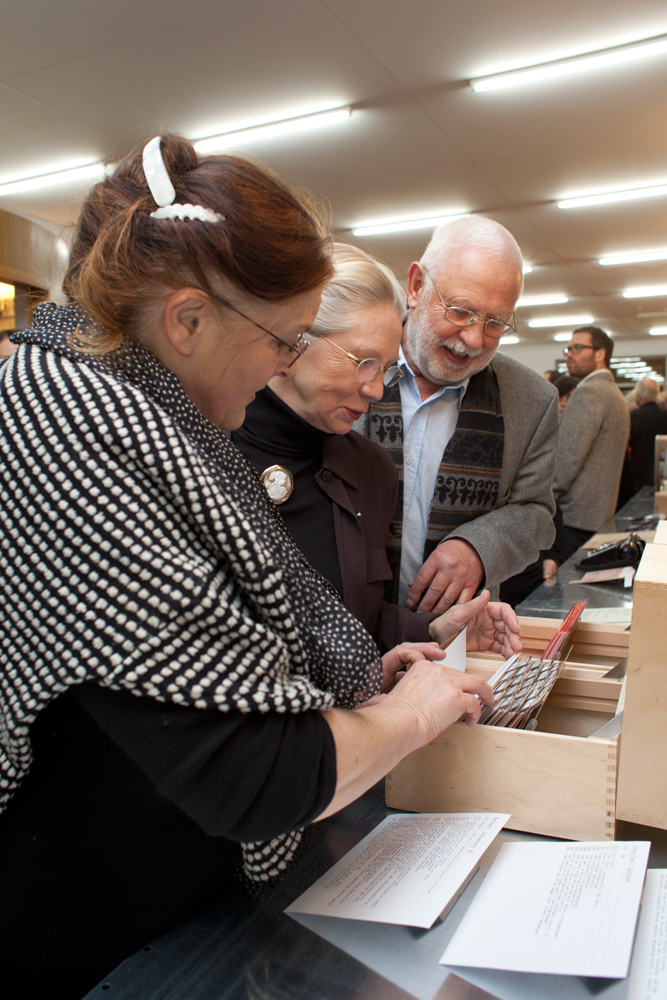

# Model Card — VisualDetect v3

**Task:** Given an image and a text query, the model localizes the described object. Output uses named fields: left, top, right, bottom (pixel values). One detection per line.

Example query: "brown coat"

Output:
left=317, top=431, right=435, bottom=651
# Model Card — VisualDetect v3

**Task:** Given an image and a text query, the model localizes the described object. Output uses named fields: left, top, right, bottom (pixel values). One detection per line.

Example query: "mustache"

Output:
left=441, top=334, right=484, bottom=359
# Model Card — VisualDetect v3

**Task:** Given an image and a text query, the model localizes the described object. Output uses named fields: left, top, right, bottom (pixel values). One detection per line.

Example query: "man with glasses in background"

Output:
left=545, top=326, right=630, bottom=566
left=360, top=215, right=559, bottom=613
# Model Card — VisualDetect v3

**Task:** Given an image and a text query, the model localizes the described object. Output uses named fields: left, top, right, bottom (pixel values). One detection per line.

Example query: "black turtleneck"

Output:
left=233, top=388, right=344, bottom=598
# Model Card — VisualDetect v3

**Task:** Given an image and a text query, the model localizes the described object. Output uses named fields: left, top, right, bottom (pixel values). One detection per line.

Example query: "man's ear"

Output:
left=406, top=262, right=425, bottom=309
left=163, top=290, right=208, bottom=357
left=595, top=347, right=607, bottom=368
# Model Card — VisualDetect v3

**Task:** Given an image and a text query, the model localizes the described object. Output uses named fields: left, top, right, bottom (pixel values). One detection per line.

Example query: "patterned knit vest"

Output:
left=364, top=365, right=504, bottom=603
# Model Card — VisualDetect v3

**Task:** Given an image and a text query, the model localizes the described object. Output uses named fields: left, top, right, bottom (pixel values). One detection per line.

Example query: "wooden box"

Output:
left=615, top=544, right=667, bottom=830
left=655, top=490, right=667, bottom=515
left=385, top=619, right=629, bottom=842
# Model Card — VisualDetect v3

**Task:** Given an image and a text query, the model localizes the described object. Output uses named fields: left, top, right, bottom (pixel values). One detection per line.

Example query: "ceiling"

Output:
left=3, top=0, right=667, bottom=345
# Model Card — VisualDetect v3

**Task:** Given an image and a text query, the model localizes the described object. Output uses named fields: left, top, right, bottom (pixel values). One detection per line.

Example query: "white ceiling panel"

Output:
left=0, top=0, right=262, bottom=80
left=6, top=1, right=395, bottom=141
left=3, top=0, right=667, bottom=346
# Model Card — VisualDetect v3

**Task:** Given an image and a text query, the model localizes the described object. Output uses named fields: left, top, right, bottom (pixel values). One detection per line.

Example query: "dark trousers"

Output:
left=499, top=509, right=594, bottom=608
left=546, top=507, right=594, bottom=564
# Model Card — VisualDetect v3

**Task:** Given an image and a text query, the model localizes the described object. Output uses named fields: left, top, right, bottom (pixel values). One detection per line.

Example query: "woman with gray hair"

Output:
left=234, top=243, right=521, bottom=671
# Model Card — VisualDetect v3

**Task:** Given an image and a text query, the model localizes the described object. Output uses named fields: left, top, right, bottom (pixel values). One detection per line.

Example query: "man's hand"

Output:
left=543, top=558, right=558, bottom=579
left=428, top=590, right=522, bottom=659
left=406, top=538, right=484, bottom=613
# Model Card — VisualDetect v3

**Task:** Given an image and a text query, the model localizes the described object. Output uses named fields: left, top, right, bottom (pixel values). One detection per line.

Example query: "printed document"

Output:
left=580, top=607, right=632, bottom=626
left=627, top=869, right=667, bottom=999
left=286, top=812, right=509, bottom=929
left=441, top=840, right=649, bottom=978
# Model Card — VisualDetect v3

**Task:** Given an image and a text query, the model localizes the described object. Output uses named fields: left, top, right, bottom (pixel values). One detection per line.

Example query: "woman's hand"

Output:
left=380, top=640, right=446, bottom=693
left=318, top=661, right=494, bottom=820
left=428, top=590, right=522, bottom=659
left=384, top=659, right=494, bottom=734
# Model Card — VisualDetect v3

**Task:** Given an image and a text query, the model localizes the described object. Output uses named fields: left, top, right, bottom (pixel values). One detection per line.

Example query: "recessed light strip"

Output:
left=0, top=161, right=106, bottom=197
left=471, top=34, right=667, bottom=92
left=352, top=213, right=465, bottom=237
left=558, top=183, right=667, bottom=209
left=600, top=249, right=667, bottom=266
left=516, top=294, right=568, bottom=307
left=623, top=285, right=667, bottom=298
left=650, top=328, right=667, bottom=336
left=194, top=107, right=352, bottom=154
left=528, top=315, right=594, bottom=328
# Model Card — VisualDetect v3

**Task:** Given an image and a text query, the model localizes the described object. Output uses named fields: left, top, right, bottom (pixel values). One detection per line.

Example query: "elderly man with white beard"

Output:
left=358, top=216, right=559, bottom=613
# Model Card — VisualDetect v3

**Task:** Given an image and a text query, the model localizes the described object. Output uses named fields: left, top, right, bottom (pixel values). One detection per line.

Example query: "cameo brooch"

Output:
left=260, top=464, right=294, bottom=504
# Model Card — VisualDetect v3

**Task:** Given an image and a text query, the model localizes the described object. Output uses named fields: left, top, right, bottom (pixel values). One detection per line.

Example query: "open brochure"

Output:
left=285, top=812, right=508, bottom=929
left=441, top=840, right=650, bottom=978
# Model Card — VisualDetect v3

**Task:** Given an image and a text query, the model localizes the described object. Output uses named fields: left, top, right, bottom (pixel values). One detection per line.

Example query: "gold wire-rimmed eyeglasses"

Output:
left=422, top=264, right=517, bottom=340
left=315, top=333, right=404, bottom=387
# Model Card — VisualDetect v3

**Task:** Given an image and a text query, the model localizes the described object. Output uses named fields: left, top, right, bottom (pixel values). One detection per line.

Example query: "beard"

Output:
left=404, top=308, right=495, bottom=385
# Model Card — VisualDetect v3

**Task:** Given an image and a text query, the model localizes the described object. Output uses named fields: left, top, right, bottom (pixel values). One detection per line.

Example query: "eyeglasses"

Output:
left=422, top=264, right=517, bottom=339
left=563, top=344, right=594, bottom=356
left=315, top=334, right=404, bottom=387
left=211, top=293, right=310, bottom=367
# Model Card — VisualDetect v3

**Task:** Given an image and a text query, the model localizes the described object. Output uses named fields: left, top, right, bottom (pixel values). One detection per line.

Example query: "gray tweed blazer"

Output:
left=448, top=352, right=559, bottom=586
left=553, top=369, right=630, bottom=531
left=355, top=352, right=560, bottom=589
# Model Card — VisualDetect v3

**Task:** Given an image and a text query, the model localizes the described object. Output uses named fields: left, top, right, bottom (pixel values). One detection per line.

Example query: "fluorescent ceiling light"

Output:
left=599, top=249, right=667, bottom=266
left=352, top=213, right=465, bottom=237
left=553, top=332, right=572, bottom=341
left=649, top=327, right=667, bottom=336
left=499, top=336, right=519, bottom=345
left=623, top=285, right=667, bottom=298
left=610, top=358, right=641, bottom=364
left=471, top=34, right=667, bottom=92
left=637, top=310, right=667, bottom=317
left=0, top=282, right=15, bottom=299
left=516, top=294, right=568, bottom=307
left=528, top=315, right=594, bottom=328
left=558, top=182, right=667, bottom=209
left=194, top=108, right=352, bottom=154
left=0, top=161, right=106, bottom=197
left=522, top=265, right=533, bottom=274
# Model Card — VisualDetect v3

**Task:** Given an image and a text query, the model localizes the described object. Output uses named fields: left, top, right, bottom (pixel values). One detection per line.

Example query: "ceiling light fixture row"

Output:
left=470, top=32, right=667, bottom=92
left=352, top=212, right=464, bottom=237
left=0, top=107, right=354, bottom=198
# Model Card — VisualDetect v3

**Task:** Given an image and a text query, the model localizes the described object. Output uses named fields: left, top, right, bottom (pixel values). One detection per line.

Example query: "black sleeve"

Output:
left=75, top=684, right=337, bottom=842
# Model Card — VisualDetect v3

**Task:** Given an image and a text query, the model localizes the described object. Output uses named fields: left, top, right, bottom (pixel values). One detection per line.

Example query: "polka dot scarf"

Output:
left=2, top=303, right=382, bottom=881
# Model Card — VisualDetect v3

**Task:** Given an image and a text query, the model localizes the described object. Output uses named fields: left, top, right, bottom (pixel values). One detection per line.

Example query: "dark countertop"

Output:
left=516, top=487, right=657, bottom=619
left=85, top=777, right=667, bottom=1000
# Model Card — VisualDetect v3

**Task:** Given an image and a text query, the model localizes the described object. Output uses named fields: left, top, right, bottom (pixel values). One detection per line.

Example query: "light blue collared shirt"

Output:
left=397, top=346, right=469, bottom=605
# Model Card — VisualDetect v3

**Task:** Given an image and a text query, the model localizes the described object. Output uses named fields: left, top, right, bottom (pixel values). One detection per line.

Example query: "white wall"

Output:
left=499, top=338, right=667, bottom=377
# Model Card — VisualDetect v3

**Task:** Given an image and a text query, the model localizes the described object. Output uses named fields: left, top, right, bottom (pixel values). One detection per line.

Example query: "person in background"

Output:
left=548, top=326, right=629, bottom=565
left=543, top=369, right=561, bottom=384
left=358, top=216, right=559, bottom=614
left=553, top=374, right=578, bottom=418
left=0, top=329, right=18, bottom=359
left=629, top=377, right=667, bottom=490
left=234, top=243, right=521, bottom=659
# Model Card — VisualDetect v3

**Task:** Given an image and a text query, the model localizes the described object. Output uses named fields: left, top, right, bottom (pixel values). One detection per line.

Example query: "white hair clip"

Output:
left=142, top=136, right=225, bottom=223
left=151, top=203, right=223, bottom=223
